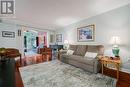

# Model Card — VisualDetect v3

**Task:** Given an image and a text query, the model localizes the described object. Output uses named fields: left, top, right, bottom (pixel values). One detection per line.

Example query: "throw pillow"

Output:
left=84, top=52, right=98, bottom=59
left=74, top=45, right=87, bottom=56
left=67, top=50, right=74, bottom=55
left=69, top=45, right=77, bottom=51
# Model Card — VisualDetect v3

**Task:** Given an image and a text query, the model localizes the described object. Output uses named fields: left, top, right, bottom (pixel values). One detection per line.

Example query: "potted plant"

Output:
left=0, top=48, right=6, bottom=62
left=0, top=48, right=6, bottom=54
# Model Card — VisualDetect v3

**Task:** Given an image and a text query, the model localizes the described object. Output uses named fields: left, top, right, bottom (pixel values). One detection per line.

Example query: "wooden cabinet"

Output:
left=39, top=48, right=52, bottom=61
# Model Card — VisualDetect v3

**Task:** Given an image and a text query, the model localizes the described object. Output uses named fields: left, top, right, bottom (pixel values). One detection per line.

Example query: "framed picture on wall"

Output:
left=77, top=25, right=95, bottom=42
left=56, top=34, right=62, bottom=42
left=50, top=34, right=54, bottom=43
left=2, top=31, right=15, bottom=38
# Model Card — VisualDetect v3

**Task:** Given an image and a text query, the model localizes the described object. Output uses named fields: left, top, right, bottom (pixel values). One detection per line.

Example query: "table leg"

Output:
left=42, top=54, right=45, bottom=61
left=20, top=55, right=22, bottom=66
left=102, top=61, right=104, bottom=74
left=46, top=55, right=49, bottom=61
left=114, top=63, right=120, bottom=80
left=116, top=64, right=120, bottom=80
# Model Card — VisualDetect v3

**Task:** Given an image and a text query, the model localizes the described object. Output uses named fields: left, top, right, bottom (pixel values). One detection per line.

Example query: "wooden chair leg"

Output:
left=20, top=55, right=22, bottom=66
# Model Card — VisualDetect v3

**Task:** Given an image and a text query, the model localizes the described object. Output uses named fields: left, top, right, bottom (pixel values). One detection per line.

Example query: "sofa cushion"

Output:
left=68, top=55, right=94, bottom=66
left=66, top=50, right=74, bottom=55
left=69, top=45, right=77, bottom=51
left=87, top=45, right=98, bottom=52
left=84, top=52, right=97, bottom=59
left=69, top=55, right=83, bottom=59
left=61, top=54, right=70, bottom=59
left=74, top=45, right=87, bottom=56
left=87, top=45, right=104, bottom=55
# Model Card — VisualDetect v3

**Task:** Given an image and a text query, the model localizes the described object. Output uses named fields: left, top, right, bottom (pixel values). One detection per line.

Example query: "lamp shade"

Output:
left=64, top=40, right=69, bottom=44
left=64, top=40, right=69, bottom=50
left=111, top=36, right=120, bottom=47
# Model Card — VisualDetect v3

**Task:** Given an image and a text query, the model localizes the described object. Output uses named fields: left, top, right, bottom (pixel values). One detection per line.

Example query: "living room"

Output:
left=0, top=0, right=130, bottom=87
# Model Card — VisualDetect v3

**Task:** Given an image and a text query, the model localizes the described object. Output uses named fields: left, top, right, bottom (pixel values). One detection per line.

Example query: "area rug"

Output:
left=19, top=60, right=117, bottom=87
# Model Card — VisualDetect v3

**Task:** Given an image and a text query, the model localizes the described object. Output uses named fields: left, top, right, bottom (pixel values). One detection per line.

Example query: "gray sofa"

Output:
left=60, top=45, right=104, bottom=73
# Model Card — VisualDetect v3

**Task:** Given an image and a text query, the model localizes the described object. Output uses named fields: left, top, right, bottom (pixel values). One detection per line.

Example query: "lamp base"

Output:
left=115, top=55, right=120, bottom=58
left=112, top=47, right=120, bottom=57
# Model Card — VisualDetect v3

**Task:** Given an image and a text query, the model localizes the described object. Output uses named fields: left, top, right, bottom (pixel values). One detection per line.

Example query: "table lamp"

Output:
left=111, top=36, right=120, bottom=57
left=64, top=40, right=69, bottom=50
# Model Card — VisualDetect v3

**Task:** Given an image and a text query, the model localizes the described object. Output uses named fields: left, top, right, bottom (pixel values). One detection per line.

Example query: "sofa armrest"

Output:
left=59, top=50, right=67, bottom=54
left=93, top=54, right=104, bottom=73
left=93, top=58, right=101, bottom=73
left=58, top=50, right=67, bottom=60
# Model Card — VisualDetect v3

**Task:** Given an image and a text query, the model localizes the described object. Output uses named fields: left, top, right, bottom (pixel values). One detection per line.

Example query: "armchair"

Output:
left=2, top=48, right=22, bottom=65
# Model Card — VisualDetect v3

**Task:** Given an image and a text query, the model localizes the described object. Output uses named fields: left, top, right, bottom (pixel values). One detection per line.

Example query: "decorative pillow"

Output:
left=74, top=45, right=87, bottom=56
left=69, top=45, right=77, bottom=51
left=84, top=52, right=98, bottom=59
left=66, top=50, right=74, bottom=55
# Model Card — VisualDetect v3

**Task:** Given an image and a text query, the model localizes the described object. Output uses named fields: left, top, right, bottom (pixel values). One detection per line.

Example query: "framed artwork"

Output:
left=2, top=31, right=15, bottom=38
left=50, top=34, right=54, bottom=43
left=77, top=25, right=95, bottom=42
left=56, top=34, right=62, bottom=42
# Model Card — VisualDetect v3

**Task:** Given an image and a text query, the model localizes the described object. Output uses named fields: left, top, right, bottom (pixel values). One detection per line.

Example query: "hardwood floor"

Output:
left=15, top=67, right=24, bottom=87
left=102, top=67, right=130, bottom=87
left=15, top=56, right=130, bottom=87
left=15, top=55, right=45, bottom=87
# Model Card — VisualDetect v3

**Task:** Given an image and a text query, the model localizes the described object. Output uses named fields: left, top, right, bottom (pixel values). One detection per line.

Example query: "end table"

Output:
left=99, top=56, right=121, bottom=80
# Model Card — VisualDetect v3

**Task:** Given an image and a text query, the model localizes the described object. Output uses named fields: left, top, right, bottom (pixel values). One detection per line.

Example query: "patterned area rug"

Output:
left=19, top=60, right=117, bottom=87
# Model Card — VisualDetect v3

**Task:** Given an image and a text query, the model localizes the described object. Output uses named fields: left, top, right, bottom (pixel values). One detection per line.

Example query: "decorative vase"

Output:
left=0, top=48, right=7, bottom=62
left=0, top=48, right=6, bottom=54
left=112, top=47, right=119, bottom=57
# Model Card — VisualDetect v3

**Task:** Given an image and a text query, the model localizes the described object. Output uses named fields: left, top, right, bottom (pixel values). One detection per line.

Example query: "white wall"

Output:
left=56, top=4, right=130, bottom=63
left=0, top=23, right=19, bottom=48
left=0, top=22, right=55, bottom=57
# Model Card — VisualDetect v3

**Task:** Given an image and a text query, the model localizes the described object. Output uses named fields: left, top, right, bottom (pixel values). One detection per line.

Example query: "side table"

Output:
left=99, top=56, right=121, bottom=80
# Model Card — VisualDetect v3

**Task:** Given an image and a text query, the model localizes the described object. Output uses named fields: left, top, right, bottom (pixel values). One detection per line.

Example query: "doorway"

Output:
left=24, top=30, right=38, bottom=56
left=23, top=30, right=47, bottom=56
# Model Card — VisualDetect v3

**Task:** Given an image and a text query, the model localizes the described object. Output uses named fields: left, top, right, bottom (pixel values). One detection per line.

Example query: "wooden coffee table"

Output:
left=99, top=56, right=121, bottom=80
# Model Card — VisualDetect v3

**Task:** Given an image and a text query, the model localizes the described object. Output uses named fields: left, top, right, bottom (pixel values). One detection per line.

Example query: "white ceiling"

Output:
left=3, top=0, right=130, bottom=30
